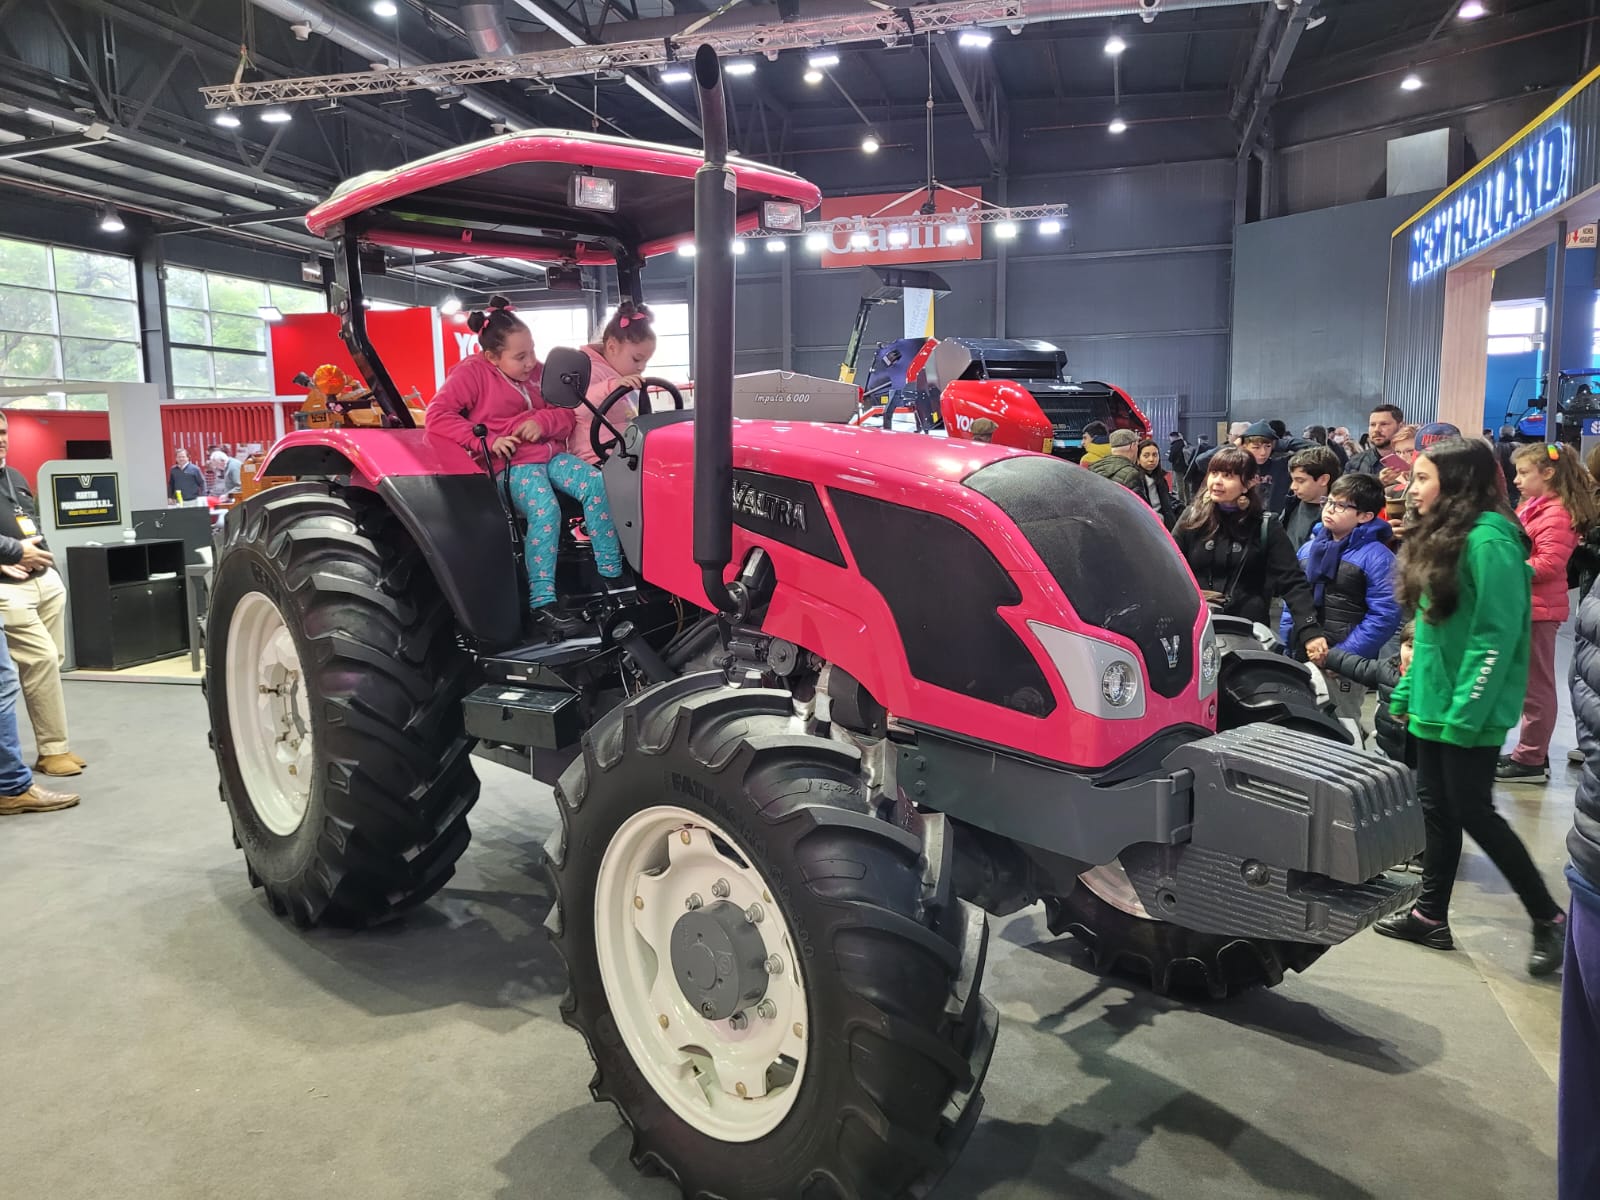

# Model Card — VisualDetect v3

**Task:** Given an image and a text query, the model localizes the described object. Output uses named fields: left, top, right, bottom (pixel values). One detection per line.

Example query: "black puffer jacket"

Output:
left=1569, top=579, right=1600, bottom=888
left=1324, top=648, right=1407, bottom=763
left=1173, top=510, right=1325, bottom=651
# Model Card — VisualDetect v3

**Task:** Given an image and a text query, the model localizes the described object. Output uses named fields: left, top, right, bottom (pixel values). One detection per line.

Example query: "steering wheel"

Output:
left=590, top=377, right=686, bottom=464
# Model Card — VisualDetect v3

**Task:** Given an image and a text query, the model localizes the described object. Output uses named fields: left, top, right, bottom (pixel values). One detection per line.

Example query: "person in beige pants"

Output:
left=0, top=412, right=82, bottom=777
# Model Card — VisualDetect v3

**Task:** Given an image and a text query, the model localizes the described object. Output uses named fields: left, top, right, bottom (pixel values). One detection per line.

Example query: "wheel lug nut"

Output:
left=633, top=895, right=643, bottom=910
left=728, top=1012, right=748, bottom=1031
left=764, top=954, right=783, bottom=976
left=679, top=830, right=691, bottom=845
left=735, top=1082, right=748, bottom=1098
left=711, top=878, right=731, bottom=899
left=756, top=999, right=777, bottom=1020
left=793, top=1022, right=805, bottom=1039
left=744, top=902, right=764, bottom=924
left=658, top=1014, right=669, bottom=1029
left=685, top=893, right=703, bottom=911
left=699, top=1001, right=716, bottom=1018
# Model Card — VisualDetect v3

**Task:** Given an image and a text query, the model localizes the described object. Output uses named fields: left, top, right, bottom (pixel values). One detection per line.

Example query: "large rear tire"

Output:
left=1052, top=635, right=1341, bottom=999
left=206, top=482, right=479, bottom=927
left=546, top=673, right=994, bottom=1199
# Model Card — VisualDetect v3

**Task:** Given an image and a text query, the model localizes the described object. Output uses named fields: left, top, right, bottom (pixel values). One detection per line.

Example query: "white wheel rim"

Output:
left=225, top=591, right=315, bottom=837
left=1079, top=860, right=1154, bottom=919
left=594, top=805, right=809, bottom=1142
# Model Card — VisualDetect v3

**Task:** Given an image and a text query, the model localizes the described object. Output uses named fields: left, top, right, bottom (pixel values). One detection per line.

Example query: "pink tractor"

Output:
left=207, top=48, right=1422, bottom=1200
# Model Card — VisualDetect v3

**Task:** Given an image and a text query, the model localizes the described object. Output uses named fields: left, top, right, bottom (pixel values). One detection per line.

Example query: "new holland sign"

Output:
left=1408, top=123, right=1572, bottom=282
left=818, top=190, right=984, bottom=268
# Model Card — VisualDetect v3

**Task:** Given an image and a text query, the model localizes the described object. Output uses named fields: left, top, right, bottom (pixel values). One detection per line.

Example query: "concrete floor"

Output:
left=1, top=662, right=1574, bottom=1200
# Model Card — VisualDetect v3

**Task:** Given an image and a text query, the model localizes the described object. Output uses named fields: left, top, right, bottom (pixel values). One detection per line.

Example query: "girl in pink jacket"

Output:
left=569, top=302, right=658, bottom=465
left=1500, top=443, right=1600, bottom=781
left=425, top=298, right=622, bottom=631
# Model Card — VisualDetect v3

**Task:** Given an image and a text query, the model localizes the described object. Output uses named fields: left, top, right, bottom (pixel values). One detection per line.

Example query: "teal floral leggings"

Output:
left=508, top=454, right=622, bottom=609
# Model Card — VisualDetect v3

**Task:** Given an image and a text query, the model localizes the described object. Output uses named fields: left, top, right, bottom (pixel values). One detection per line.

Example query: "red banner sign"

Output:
left=818, top=190, right=985, bottom=269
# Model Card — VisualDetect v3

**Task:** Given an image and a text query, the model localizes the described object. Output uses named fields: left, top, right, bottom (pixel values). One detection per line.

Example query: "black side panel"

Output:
left=379, top=474, right=521, bottom=650
left=265, top=444, right=361, bottom=477
left=733, top=469, right=845, bottom=567
left=966, top=455, right=1199, bottom=699
left=828, top=488, right=1054, bottom=715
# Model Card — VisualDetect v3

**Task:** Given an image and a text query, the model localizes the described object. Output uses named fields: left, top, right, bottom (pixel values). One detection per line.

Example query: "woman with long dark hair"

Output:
left=1377, top=437, right=1566, bottom=975
left=1172, top=445, right=1327, bottom=656
left=1135, top=437, right=1180, bottom=528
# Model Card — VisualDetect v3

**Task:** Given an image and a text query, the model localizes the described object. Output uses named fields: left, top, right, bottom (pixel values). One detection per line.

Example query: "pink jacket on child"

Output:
left=1519, top=492, right=1580, bottom=623
left=567, top=345, right=639, bottom=466
left=424, top=354, right=574, bottom=469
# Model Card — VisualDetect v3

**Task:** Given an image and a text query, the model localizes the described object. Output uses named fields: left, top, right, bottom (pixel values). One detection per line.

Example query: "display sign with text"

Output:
left=52, top=472, right=121, bottom=529
left=818, top=190, right=985, bottom=268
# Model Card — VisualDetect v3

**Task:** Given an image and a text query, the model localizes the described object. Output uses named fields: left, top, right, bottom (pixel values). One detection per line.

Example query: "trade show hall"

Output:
left=0, top=3, right=1594, bottom=1199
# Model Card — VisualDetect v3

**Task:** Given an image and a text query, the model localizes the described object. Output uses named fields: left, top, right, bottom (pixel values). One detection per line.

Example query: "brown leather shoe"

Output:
left=66, top=752, right=86, bottom=769
left=34, top=754, right=82, bottom=777
left=0, top=784, right=80, bottom=814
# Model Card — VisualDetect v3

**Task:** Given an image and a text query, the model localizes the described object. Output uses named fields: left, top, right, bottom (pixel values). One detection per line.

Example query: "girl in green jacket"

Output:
left=1375, top=437, right=1566, bottom=976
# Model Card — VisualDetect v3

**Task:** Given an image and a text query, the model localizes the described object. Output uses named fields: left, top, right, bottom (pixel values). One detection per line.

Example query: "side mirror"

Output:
left=541, top=346, right=591, bottom=409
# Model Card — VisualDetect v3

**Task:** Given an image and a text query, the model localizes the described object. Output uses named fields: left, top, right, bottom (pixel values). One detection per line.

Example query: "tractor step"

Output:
left=478, top=637, right=603, bottom=689
left=463, top=682, right=583, bottom=750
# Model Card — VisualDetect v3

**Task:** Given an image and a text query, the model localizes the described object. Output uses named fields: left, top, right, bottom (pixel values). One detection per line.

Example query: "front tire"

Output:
left=1052, top=637, right=1341, bottom=998
left=546, top=673, right=993, bottom=1199
left=206, top=482, right=479, bottom=927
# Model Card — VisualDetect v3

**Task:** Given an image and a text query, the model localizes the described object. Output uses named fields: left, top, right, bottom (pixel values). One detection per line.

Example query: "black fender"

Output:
left=263, top=444, right=522, bottom=650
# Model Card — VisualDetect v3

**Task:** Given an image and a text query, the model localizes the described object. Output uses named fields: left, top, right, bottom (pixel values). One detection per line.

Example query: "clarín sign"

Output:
left=1409, top=123, right=1572, bottom=282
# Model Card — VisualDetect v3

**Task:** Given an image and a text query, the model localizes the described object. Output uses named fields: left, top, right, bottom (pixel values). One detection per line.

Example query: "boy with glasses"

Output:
left=1280, top=472, right=1401, bottom=727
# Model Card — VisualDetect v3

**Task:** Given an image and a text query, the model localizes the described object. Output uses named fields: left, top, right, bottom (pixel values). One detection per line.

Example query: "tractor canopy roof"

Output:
left=305, top=128, right=821, bottom=267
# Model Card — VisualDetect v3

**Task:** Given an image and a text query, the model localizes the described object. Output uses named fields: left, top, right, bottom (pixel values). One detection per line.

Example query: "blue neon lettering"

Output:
left=1410, top=124, right=1572, bottom=282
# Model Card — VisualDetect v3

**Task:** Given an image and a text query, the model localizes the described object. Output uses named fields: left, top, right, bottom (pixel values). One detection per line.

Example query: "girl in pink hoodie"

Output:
left=569, top=302, right=658, bottom=465
left=1500, top=443, right=1600, bottom=781
left=425, top=298, right=622, bottom=629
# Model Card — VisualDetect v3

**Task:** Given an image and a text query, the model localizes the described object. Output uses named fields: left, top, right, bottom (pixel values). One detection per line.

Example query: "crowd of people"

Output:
left=1116, top=404, right=1599, bottom=1197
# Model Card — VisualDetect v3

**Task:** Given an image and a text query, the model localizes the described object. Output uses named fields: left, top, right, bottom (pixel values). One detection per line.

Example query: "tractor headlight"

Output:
left=1027, top=621, right=1146, bottom=720
left=1100, top=661, right=1138, bottom=708
left=1198, top=616, right=1219, bottom=699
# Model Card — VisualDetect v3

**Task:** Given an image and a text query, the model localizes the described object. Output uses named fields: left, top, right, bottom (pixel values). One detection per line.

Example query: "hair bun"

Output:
left=487, top=294, right=513, bottom=312
left=466, top=310, right=488, bottom=334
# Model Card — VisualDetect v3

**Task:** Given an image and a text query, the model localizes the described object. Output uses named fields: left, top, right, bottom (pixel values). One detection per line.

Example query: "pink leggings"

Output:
left=1511, top=619, right=1560, bottom=766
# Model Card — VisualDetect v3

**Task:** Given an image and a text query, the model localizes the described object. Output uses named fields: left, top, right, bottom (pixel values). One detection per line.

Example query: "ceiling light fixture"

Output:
left=849, top=230, right=871, bottom=249
left=676, top=242, right=696, bottom=257
left=723, top=60, right=757, bottom=76
left=804, top=68, right=824, bottom=85
left=958, top=28, right=993, bottom=48
left=732, top=239, right=747, bottom=255
left=861, top=131, right=881, bottom=154
left=440, top=296, right=462, bottom=316
left=1104, top=34, right=1127, bottom=56
left=372, top=0, right=398, bottom=16
left=1040, top=218, right=1063, bottom=235
left=995, top=221, right=1018, bottom=240
left=1108, top=116, right=1128, bottom=134
left=765, top=237, right=786, bottom=253
left=213, top=109, right=242, bottom=129
left=944, top=225, right=970, bottom=244
left=1400, top=73, right=1424, bottom=91
left=1458, top=0, right=1487, bottom=18
left=260, top=106, right=293, bottom=123
left=805, top=232, right=827, bottom=252
left=97, top=205, right=125, bottom=233
left=887, top=227, right=910, bottom=248
left=661, top=67, right=692, bottom=84
left=808, top=52, right=840, bottom=68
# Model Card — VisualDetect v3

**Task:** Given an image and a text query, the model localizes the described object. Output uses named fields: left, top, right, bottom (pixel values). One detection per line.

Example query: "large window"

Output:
left=1487, top=300, right=1545, bottom=356
left=0, top=236, right=143, bottom=409
left=166, top=268, right=324, bottom=399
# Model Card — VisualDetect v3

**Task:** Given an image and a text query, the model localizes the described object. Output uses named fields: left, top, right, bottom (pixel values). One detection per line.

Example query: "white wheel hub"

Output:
left=594, top=805, right=809, bottom=1142
left=226, top=591, right=315, bottom=837
left=1079, top=860, right=1153, bottom=919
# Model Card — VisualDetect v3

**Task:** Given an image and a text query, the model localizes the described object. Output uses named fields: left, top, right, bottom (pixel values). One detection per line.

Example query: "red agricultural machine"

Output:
left=206, top=48, right=1421, bottom=1200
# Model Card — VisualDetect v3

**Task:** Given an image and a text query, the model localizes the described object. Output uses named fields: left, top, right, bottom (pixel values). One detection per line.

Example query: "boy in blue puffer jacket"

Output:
left=1280, top=472, right=1401, bottom=727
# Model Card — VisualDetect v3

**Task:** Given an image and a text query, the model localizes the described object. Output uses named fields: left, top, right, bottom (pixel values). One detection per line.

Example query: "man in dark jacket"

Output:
left=168, top=447, right=205, bottom=502
left=1344, top=404, right=1404, bottom=476
left=1563, top=580, right=1600, bottom=1200
left=1240, top=419, right=1302, bottom=513
left=1089, top=428, right=1146, bottom=495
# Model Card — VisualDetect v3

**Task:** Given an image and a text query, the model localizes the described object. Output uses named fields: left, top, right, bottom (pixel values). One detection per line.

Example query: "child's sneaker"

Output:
left=1569, top=748, right=1587, bottom=766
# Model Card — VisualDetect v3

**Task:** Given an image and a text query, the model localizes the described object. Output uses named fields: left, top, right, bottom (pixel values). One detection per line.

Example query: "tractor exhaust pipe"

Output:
left=691, top=44, right=739, bottom=614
